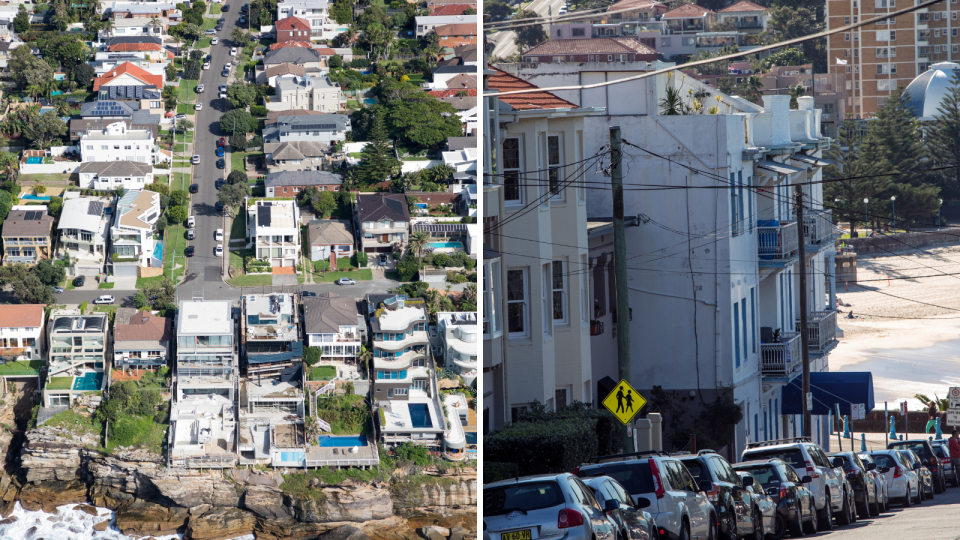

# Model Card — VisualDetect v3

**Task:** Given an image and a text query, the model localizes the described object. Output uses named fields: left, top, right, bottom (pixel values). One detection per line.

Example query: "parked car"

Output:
left=484, top=474, right=616, bottom=540
left=216, top=24, right=224, bottom=31
left=186, top=228, right=196, bottom=240
left=241, top=3, right=248, bottom=12
left=52, top=286, right=64, bottom=293
left=225, top=62, right=232, bottom=69
left=576, top=451, right=718, bottom=540
left=216, top=147, right=224, bottom=157
left=230, top=47, right=237, bottom=56
left=94, top=295, right=115, bottom=305
left=191, top=155, right=200, bottom=165
left=190, top=183, right=199, bottom=194
left=184, top=245, right=195, bottom=257
left=889, top=439, right=946, bottom=494
left=197, top=84, right=204, bottom=93
left=203, top=61, right=211, bottom=70
left=733, top=458, right=817, bottom=538
left=212, top=37, right=219, bottom=45
left=219, top=16, right=226, bottom=23
left=222, top=4, right=229, bottom=10
left=214, top=244, right=223, bottom=257
left=222, top=69, right=229, bottom=77
left=741, top=437, right=849, bottom=530
left=336, top=277, right=356, bottom=285
left=215, top=201, right=225, bottom=212
left=205, top=28, right=216, bottom=35
left=187, top=216, right=196, bottom=228
left=869, top=449, right=921, bottom=506
left=216, top=158, right=225, bottom=169
left=857, top=453, right=890, bottom=512
left=239, top=16, right=246, bottom=24
left=581, top=476, right=658, bottom=540
left=676, top=449, right=763, bottom=540
left=931, top=442, right=959, bottom=487
left=735, top=471, right=777, bottom=540
left=379, top=253, right=388, bottom=266
left=215, top=178, right=224, bottom=189
left=902, top=449, right=934, bottom=500
left=219, top=83, right=227, bottom=93
left=74, top=275, right=85, bottom=287
left=215, top=229, right=223, bottom=241
left=828, top=451, right=877, bottom=519
left=217, top=137, right=226, bottom=147
left=301, top=291, right=317, bottom=297
left=195, top=102, right=202, bottom=111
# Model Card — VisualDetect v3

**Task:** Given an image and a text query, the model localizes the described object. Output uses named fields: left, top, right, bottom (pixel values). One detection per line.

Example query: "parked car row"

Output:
left=484, top=436, right=960, bottom=540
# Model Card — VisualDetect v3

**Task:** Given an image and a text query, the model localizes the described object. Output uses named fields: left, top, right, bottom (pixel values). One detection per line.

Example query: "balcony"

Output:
left=758, top=220, right=799, bottom=266
left=803, top=209, right=836, bottom=249
left=760, top=332, right=802, bottom=376
left=736, top=20, right=763, bottom=29
left=796, top=309, right=838, bottom=355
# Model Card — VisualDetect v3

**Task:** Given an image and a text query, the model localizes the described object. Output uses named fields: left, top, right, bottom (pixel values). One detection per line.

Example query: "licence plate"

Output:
left=501, top=530, right=532, bottom=540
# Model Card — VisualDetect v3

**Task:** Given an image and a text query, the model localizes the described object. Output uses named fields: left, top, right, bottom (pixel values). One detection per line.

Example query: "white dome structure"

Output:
left=904, top=62, right=960, bottom=119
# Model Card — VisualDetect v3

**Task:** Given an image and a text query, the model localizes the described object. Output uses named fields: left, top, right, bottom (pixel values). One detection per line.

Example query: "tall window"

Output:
left=734, top=302, right=741, bottom=368
left=542, top=264, right=552, bottom=336
left=552, top=260, right=566, bottom=323
left=492, top=260, right=503, bottom=334
left=507, top=269, right=527, bottom=337
left=580, top=254, right=588, bottom=324
left=547, top=135, right=562, bottom=197
left=577, top=131, right=586, bottom=203
left=750, top=287, right=757, bottom=352
left=741, top=298, right=748, bottom=363
left=730, top=173, right=740, bottom=235
left=503, top=138, right=521, bottom=203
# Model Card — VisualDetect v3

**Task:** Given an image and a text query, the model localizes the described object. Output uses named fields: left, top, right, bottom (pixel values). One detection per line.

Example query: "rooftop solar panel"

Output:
left=88, top=201, right=104, bottom=216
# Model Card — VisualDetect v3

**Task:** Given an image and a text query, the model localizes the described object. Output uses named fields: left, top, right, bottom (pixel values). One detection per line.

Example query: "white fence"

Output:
left=20, top=162, right=81, bottom=175
left=49, top=146, right=78, bottom=157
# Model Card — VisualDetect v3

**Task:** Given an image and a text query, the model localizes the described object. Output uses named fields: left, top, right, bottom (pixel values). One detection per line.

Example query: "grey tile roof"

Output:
left=2, top=210, right=54, bottom=238
left=275, top=113, right=349, bottom=131
left=308, top=219, right=354, bottom=246
left=303, top=293, right=359, bottom=335
left=98, top=85, right=161, bottom=100
left=76, top=161, right=154, bottom=176
left=433, top=64, right=475, bottom=75
left=446, top=137, right=476, bottom=151
left=80, top=100, right=136, bottom=118
left=264, top=170, right=342, bottom=187
left=263, top=47, right=320, bottom=65
left=355, top=193, right=410, bottom=223
left=266, top=141, right=328, bottom=160
left=107, top=36, right=163, bottom=46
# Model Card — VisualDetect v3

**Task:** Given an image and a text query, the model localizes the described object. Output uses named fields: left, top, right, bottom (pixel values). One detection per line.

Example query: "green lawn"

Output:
left=228, top=248, right=249, bottom=273
left=107, top=414, right=167, bottom=455
left=93, top=306, right=118, bottom=315
left=165, top=224, right=188, bottom=283
left=178, top=79, right=199, bottom=102
left=172, top=173, right=191, bottom=191
left=228, top=274, right=272, bottom=286
left=313, top=269, right=373, bottom=282
left=203, top=17, right=218, bottom=30
left=309, top=366, right=336, bottom=381
left=313, top=257, right=353, bottom=272
left=346, top=100, right=361, bottom=109
left=177, top=130, right=195, bottom=144
left=47, top=377, right=73, bottom=390
left=156, top=174, right=170, bottom=185
left=98, top=282, right=115, bottom=289
left=173, top=144, right=190, bottom=153
left=45, top=410, right=102, bottom=439
left=65, top=280, right=76, bottom=290
left=211, top=3, right=222, bottom=14
left=349, top=152, right=363, bottom=158
left=197, top=37, right=213, bottom=49
left=176, top=104, right=196, bottom=115
left=230, top=217, right=247, bottom=244
left=135, top=275, right=168, bottom=289
left=315, top=394, right=371, bottom=434
left=0, top=360, right=42, bottom=377
left=384, top=270, right=400, bottom=281
left=230, top=151, right=248, bottom=173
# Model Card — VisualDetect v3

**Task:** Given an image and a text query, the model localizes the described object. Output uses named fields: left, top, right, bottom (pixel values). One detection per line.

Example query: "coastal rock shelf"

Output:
left=5, top=426, right=477, bottom=540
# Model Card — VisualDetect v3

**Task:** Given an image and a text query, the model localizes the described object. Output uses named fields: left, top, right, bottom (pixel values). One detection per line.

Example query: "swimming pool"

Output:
left=465, top=432, right=477, bottom=445
left=363, top=98, right=376, bottom=105
left=25, top=157, right=42, bottom=164
left=430, top=242, right=462, bottom=250
left=153, top=241, right=163, bottom=261
left=21, top=194, right=50, bottom=201
left=279, top=451, right=305, bottom=463
left=73, top=372, right=102, bottom=391
left=318, top=435, right=368, bottom=447
left=408, top=404, right=433, bottom=428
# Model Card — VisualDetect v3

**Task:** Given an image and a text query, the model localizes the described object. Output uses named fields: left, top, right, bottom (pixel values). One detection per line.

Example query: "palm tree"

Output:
left=789, top=84, right=806, bottom=109
left=429, top=163, right=455, bottom=183
left=0, top=153, right=20, bottom=186
left=408, top=230, right=430, bottom=271
left=149, top=16, right=163, bottom=35
left=461, top=282, right=477, bottom=308
left=100, top=17, right=114, bottom=38
left=739, top=75, right=764, bottom=105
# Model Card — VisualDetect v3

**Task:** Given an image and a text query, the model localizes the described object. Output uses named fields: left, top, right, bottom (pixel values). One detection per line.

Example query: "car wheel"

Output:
left=857, top=494, right=870, bottom=520
left=934, top=475, right=944, bottom=494
left=835, top=491, right=852, bottom=526
left=774, top=512, right=789, bottom=540
left=917, top=484, right=924, bottom=503
left=817, top=496, right=833, bottom=531
left=869, top=491, right=880, bottom=516
left=749, top=508, right=763, bottom=540
left=801, top=498, right=817, bottom=535
left=721, top=508, right=736, bottom=540
left=679, top=521, right=691, bottom=540
left=707, top=515, right=718, bottom=540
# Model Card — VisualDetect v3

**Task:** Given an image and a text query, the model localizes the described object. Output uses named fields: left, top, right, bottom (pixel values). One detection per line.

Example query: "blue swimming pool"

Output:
left=21, top=194, right=50, bottom=201
left=318, top=435, right=368, bottom=447
left=430, top=242, right=462, bottom=250
left=26, top=157, right=43, bottom=164
left=363, top=98, right=376, bottom=105
left=279, top=451, right=305, bottom=463
left=153, top=241, right=163, bottom=261
left=73, top=372, right=102, bottom=391
left=409, top=404, right=433, bottom=428
left=465, top=432, right=477, bottom=445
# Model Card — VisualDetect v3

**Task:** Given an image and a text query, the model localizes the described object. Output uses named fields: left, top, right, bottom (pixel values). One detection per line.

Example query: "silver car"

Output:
left=485, top=473, right=617, bottom=540
left=869, top=450, right=920, bottom=506
left=582, top=476, right=658, bottom=540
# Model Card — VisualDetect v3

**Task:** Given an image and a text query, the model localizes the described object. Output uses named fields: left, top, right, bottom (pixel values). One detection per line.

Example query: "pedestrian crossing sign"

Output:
left=602, top=379, right=646, bottom=425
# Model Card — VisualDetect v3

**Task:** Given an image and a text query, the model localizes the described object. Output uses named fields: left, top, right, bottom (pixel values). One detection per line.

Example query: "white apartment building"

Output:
left=111, top=189, right=161, bottom=274
left=58, top=196, right=112, bottom=277
left=175, top=300, right=237, bottom=402
left=98, top=17, right=169, bottom=40
left=246, top=199, right=301, bottom=267
left=0, top=304, right=45, bottom=362
left=45, top=310, right=108, bottom=406
left=79, top=121, right=157, bottom=164
left=276, top=0, right=345, bottom=41
left=437, top=312, right=478, bottom=387
left=77, top=160, right=154, bottom=190
left=269, top=75, right=344, bottom=113
left=414, top=15, right=478, bottom=37
left=302, top=293, right=362, bottom=364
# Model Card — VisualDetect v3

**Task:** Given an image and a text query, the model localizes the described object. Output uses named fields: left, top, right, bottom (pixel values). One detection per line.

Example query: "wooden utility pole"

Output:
left=610, top=126, right=635, bottom=453
left=796, top=184, right=812, bottom=437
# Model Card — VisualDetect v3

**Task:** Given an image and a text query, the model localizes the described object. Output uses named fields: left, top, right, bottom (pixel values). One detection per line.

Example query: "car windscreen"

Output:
left=742, top=448, right=805, bottom=469
left=736, top=466, right=780, bottom=487
left=933, top=446, right=947, bottom=458
left=679, top=459, right=711, bottom=485
left=890, top=442, right=932, bottom=457
left=579, top=461, right=655, bottom=495
left=829, top=455, right=851, bottom=470
left=871, top=454, right=898, bottom=469
left=483, top=481, right=565, bottom=517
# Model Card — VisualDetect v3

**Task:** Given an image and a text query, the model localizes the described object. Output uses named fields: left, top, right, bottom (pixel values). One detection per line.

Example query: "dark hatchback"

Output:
left=889, top=440, right=946, bottom=494
left=828, top=452, right=877, bottom=519
left=184, top=245, right=195, bottom=257
left=216, top=201, right=225, bottom=212
left=676, top=450, right=760, bottom=540
left=189, top=183, right=199, bottom=194
left=217, top=158, right=225, bottom=169
left=222, top=4, right=229, bottom=10
left=733, top=459, right=816, bottom=539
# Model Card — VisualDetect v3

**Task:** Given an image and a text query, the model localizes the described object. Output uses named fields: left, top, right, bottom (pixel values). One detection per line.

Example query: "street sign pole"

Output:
left=602, top=379, right=646, bottom=430
left=609, top=126, right=634, bottom=453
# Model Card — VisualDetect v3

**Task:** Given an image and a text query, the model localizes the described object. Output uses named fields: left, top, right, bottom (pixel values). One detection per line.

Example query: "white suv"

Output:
left=742, top=437, right=848, bottom=530
left=576, top=451, right=717, bottom=540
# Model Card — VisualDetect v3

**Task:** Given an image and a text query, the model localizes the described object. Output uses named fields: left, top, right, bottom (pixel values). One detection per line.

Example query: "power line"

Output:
left=482, top=0, right=946, bottom=98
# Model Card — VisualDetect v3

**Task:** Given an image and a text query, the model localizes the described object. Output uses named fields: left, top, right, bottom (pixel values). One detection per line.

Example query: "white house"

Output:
left=302, top=292, right=362, bottom=363
left=437, top=312, right=477, bottom=386
left=58, top=196, right=112, bottom=277
left=261, top=114, right=350, bottom=144
left=79, top=121, right=157, bottom=164
left=0, top=304, right=45, bottom=362
left=276, top=0, right=346, bottom=41
left=267, top=75, right=344, bottom=113
left=247, top=199, right=301, bottom=268
left=441, top=146, right=477, bottom=173
left=111, top=189, right=161, bottom=274
left=414, top=15, right=477, bottom=37
left=98, top=17, right=169, bottom=40
left=77, top=161, right=154, bottom=190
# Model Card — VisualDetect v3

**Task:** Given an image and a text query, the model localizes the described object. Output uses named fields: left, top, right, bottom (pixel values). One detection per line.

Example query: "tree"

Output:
left=229, top=133, right=248, bottom=151
left=14, top=274, right=54, bottom=305
left=9, top=48, right=54, bottom=96
left=170, top=189, right=189, bottom=207
left=408, top=230, right=430, bottom=271
left=142, top=277, right=176, bottom=309
left=304, top=346, right=322, bottom=366
left=13, top=4, right=29, bottom=33
left=736, top=75, right=764, bottom=105
left=824, top=119, right=892, bottom=236
left=927, top=70, right=960, bottom=200
left=356, top=111, right=401, bottom=184
left=134, top=291, right=148, bottom=309
left=227, top=82, right=258, bottom=109
left=218, top=183, right=251, bottom=216
left=22, top=112, right=67, bottom=150
left=220, top=109, right=257, bottom=134
left=177, top=119, right=194, bottom=131
left=893, top=182, right=941, bottom=232
left=166, top=63, right=179, bottom=82
left=167, top=205, right=188, bottom=224
left=227, top=170, right=248, bottom=185
left=73, top=63, right=95, bottom=88
left=330, top=0, right=352, bottom=24
left=386, top=98, right=464, bottom=147
left=329, top=54, right=343, bottom=69
left=788, top=84, right=806, bottom=109
left=514, top=10, right=546, bottom=50
left=34, top=259, right=65, bottom=286
left=762, top=47, right=805, bottom=70
left=232, top=27, right=247, bottom=45
left=313, top=190, right=336, bottom=217
left=716, top=77, right=735, bottom=96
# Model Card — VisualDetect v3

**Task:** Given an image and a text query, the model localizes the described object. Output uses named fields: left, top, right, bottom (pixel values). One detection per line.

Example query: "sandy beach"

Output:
left=830, top=242, right=960, bottom=410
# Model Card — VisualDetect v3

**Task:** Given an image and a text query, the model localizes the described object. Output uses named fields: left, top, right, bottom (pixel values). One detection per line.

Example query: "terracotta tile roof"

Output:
left=276, top=16, right=310, bottom=30
left=314, top=47, right=336, bottom=55
left=607, top=0, right=666, bottom=11
left=115, top=310, right=171, bottom=342
left=432, top=4, right=474, bottom=15
left=108, top=43, right=163, bottom=52
left=523, top=37, right=656, bottom=56
left=719, top=0, right=767, bottom=11
left=428, top=89, right=478, bottom=97
left=93, top=62, right=163, bottom=91
left=486, top=66, right=578, bottom=111
left=662, top=3, right=715, bottom=17
left=0, top=305, right=43, bottom=329
left=435, top=23, right=477, bottom=36
left=269, top=40, right=312, bottom=50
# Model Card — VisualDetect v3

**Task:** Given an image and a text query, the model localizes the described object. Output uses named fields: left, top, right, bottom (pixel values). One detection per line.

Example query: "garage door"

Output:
left=75, top=263, right=101, bottom=277
left=113, top=264, right=138, bottom=278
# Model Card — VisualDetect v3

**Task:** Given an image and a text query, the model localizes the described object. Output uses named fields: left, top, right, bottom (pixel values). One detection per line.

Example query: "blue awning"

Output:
left=291, top=342, right=303, bottom=356
left=248, top=351, right=293, bottom=364
left=781, top=372, right=875, bottom=416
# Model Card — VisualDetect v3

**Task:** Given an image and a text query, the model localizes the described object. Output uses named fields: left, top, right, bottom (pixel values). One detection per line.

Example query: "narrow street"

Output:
left=819, top=486, right=960, bottom=540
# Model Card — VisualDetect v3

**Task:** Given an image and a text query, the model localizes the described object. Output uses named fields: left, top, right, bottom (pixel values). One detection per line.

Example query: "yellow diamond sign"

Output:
left=602, top=379, right=646, bottom=425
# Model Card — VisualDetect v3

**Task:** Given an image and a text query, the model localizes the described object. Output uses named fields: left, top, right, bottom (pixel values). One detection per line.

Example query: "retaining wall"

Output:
left=20, top=162, right=81, bottom=175
left=846, top=228, right=960, bottom=256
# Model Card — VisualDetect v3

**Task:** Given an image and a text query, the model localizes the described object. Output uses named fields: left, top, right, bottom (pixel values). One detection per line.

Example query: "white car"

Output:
left=214, top=229, right=224, bottom=241
left=187, top=216, right=196, bottom=228
left=203, top=61, right=211, bottom=70
left=94, top=295, right=115, bottom=305
left=205, top=28, right=217, bottom=35
left=336, top=278, right=356, bottom=285
left=211, top=37, right=219, bottom=45
left=191, top=155, right=200, bottom=165
left=219, top=83, right=228, bottom=92
left=214, top=244, right=223, bottom=257
left=869, top=450, right=921, bottom=506
left=230, top=47, right=238, bottom=56
left=224, top=62, right=232, bottom=69
left=195, top=102, right=202, bottom=111
left=196, top=84, right=204, bottom=93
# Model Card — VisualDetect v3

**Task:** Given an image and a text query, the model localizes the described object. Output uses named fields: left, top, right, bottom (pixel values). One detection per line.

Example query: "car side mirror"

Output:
left=635, top=498, right=651, bottom=509
left=832, top=457, right=844, bottom=468
left=742, top=476, right=754, bottom=487
left=914, top=462, right=922, bottom=470
left=801, top=475, right=812, bottom=484
left=879, top=467, right=890, bottom=474
left=866, top=463, right=877, bottom=471
left=604, top=499, right=620, bottom=512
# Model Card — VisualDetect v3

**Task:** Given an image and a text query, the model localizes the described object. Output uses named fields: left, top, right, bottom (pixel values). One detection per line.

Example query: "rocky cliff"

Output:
left=3, top=426, right=477, bottom=540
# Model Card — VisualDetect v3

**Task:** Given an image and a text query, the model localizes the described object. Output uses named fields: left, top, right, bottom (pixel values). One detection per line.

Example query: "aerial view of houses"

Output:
left=0, top=0, right=477, bottom=534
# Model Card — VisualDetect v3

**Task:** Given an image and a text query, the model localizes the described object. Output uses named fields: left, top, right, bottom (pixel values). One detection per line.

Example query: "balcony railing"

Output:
left=736, top=20, right=763, bottom=28
left=796, top=310, right=838, bottom=354
left=760, top=332, right=802, bottom=375
left=803, top=209, right=835, bottom=247
left=758, top=220, right=799, bottom=261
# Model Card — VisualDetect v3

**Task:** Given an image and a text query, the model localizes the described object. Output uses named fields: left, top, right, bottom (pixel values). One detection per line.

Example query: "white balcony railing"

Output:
left=796, top=310, right=838, bottom=354
left=760, top=331, right=802, bottom=375
left=803, top=209, right=835, bottom=246
left=758, top=220, right=799, bottom=261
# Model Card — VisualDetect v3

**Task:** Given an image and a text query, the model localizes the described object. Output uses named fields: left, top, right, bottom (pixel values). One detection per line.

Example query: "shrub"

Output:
left=486, top=418, right=599, bottom=477
left=432, top=253, right=449, bottom=267
left=145, top=182, right=170, bottom=195
left=353, top=251, right=368, bottom=268
left=396, top=258, right=419, bottom=281
left=304, top=346, right=322, bottom=366
left=79, top=301, right=87, bottom=313
left=446, top=271, right=466, bottom=284
left=485, top=462, right=520, bottom=483
left=461, top=216, right=473, bottom=223
left=227, top=170, right=248, bottom=185
left=250, top=105, right=268, bottom=117
left=392, top=442, right=432, bottom=466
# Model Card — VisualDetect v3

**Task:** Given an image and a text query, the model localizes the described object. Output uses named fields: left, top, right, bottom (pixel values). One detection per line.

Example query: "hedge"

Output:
left=520, top=406, right=623, bottom=458
left=484, top=462, right=520, bottom=484
left=485, top=418, right=598, bottom=477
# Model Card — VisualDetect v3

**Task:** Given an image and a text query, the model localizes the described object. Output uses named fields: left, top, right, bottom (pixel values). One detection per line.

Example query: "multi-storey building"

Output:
left=306, top=220, right=354, bottom=261
left=717, top=1, right=769, bottom=33
left=354, top=193, right=410, bottom=254
left=264, top=170, right=342, bottom=195
left=303, top=293, right=363, bottom=365
left=521, top=37, right=659, bottom=63
left=415, top=15, right=478, bottom=37
left=276, top=0, right=345, bottom=41
left=241, top=293, right=302, bottom=376
left=77, top=161, right=155, bottom=191
left=58, top=197, right=112, bottom=277
left=436, top=312, right=477, bottom=387
left=275, top=16, right=311, bottom=43
left=261, top=113, right=350, bottom=144
left=45, top=310, right=108, bottom=406
left=2, top=209, right=54, bottom=265
left=111, top=189, right=162, bottom=275
left=268, top=75, right=344, bottom=113
left=0, top=305, right=45, bottom=362
left=246, top=199, right=301, bottom=268
left=79, top=121, right=157, bottom=164
left=114, top=310, right=171, bottom=372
